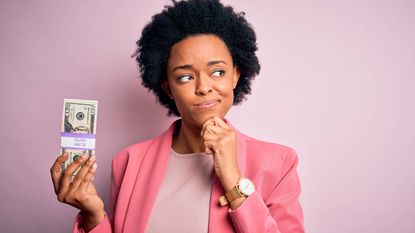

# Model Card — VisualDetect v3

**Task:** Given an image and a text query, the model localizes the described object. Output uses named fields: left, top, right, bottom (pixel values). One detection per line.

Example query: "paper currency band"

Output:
left=61, top=132, right=96, bottom=138
left=61, top=132, right=96, bottom=150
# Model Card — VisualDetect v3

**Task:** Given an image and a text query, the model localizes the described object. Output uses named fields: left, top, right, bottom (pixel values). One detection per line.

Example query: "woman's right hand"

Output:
left=50, top=153, right=105, bottom=230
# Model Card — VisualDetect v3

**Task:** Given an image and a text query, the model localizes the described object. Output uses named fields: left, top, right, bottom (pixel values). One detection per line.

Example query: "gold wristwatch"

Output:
left=219, top=177, right=255, bottom=206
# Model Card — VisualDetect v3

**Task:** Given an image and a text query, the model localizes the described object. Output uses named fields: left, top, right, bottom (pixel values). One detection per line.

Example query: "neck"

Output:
left=172, top=119, right=205, bottom=154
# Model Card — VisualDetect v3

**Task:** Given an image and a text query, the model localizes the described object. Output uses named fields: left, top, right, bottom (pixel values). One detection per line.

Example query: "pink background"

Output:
left=1, top=0, right=414, bottom=232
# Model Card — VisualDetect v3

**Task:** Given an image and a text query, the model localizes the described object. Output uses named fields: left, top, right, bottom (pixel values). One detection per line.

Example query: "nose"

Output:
left=195, top=75, right=212, bottom=96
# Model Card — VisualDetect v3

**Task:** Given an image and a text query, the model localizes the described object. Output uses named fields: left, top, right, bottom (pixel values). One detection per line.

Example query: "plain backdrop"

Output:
left=1, top=0, right=414, bottom=232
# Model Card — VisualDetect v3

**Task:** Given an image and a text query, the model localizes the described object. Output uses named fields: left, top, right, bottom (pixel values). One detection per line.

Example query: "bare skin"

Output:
left=50, top=154, right=105, bottom=232
left=165, top=34, right=246, bottom=209
left=50, top=34, right=245, bottom=232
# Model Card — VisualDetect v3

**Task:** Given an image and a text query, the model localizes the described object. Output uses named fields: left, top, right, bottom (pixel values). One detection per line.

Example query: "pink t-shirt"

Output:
left=145, top=148, right=214, bottom=233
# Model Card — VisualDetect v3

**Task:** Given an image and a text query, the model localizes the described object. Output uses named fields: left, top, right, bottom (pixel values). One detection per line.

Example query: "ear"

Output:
left=161, top=79, right=174, bottom=99
left=232, top=66, right=241, bottom=89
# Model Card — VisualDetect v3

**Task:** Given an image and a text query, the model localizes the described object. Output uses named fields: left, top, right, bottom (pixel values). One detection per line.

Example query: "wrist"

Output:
left=81, top=209, right=106, bottom=231
left=219, top=176, right=255, bottom=208
left=219, top=169, right=241, bottom=191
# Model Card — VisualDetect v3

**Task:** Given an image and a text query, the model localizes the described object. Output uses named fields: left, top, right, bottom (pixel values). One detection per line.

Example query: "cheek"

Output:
left=215, top=80, right=235, bottom=108
left=170, top=86, right=193, bottom=110
left=216, top=78, right=235, bottom=97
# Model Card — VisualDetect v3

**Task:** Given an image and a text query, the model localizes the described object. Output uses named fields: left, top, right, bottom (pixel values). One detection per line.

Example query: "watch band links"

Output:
left=219, top=177, right=245, bottom=206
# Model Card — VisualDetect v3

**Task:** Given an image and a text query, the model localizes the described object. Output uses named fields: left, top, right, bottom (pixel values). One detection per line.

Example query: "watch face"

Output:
left=238, top=178, right=255, bottom=196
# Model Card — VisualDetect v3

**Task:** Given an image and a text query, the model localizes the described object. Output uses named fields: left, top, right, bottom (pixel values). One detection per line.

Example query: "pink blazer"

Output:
left=73, top=120, right=304, bottom=233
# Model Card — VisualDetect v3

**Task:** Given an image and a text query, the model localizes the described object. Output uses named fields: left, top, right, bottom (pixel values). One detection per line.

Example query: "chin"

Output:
left=187, top=111, right=226, bottom=126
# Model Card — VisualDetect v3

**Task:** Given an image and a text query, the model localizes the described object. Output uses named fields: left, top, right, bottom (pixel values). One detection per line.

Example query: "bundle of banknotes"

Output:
left=60, top=99, right=98, bottom=173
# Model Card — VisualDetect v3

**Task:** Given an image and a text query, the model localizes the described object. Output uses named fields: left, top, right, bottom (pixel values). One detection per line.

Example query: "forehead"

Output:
left=167, top=34, right=233, bottom=66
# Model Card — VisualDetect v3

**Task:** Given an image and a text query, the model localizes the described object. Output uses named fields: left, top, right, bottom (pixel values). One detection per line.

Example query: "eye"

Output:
left=177, top=74, right=193, bottom=83
left=211, top=70, right=225, bottom=77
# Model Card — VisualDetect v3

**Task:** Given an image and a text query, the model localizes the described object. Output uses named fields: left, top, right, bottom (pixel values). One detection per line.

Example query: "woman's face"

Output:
left=165, top=34, right=240, bottom=128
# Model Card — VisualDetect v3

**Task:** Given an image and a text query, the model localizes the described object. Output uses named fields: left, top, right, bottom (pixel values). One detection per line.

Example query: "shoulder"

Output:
left=110, top=120, right=177, bottom=176
left=239, top=132, right=301, bottom=197
left=111, top=138, right=155, bottom=171
left=239, top=132, right=300, bottom=181
left=241, top=132, right=299, bottom=164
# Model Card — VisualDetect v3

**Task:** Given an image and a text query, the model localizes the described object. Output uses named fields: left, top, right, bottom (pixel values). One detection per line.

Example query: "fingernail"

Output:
left=89, top=155, right=96, bottom=161
left=93, top=163, right=97, bottom=169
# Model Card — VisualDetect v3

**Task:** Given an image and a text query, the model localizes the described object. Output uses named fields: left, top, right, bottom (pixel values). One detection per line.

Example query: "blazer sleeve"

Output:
left=228, top=148, right=305, bottom=233
left=73, top=152, right=126, bottom=233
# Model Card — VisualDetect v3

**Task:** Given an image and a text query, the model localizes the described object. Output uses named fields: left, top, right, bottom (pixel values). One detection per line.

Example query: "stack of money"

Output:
left=60, top=99, right=98, bottom=173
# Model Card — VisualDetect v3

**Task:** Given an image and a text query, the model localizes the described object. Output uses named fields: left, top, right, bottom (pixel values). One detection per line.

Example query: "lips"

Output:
left=194, top=99, right=220, bottom=110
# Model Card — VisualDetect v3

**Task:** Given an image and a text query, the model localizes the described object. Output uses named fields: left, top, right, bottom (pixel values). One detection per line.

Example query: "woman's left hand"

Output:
left=201, top=116, right=241, bottom=191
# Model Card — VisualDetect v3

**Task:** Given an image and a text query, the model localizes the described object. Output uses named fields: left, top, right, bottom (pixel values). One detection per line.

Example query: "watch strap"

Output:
left=225, top=185, right=244, bottom=202
left=219, top=177, right=245, bottom=206
left=219, top=195, right=229, bottom=206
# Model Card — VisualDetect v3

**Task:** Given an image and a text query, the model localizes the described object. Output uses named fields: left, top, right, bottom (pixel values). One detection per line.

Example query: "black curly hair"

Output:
left=132, top=0, right=260, bottom=116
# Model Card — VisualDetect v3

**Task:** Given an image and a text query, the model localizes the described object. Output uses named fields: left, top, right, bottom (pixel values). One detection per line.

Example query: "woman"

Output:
left=50, top=0, right=305, bottom=232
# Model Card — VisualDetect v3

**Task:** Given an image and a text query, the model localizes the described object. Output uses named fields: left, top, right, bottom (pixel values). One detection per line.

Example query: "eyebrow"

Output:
left=172, top=60, right=227, bottom=72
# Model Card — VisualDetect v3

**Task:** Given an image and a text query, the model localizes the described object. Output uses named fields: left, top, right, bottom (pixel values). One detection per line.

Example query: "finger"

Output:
left=211, top=116, right=230, bottom=129
left=201, top=119, right=216, bottom=136
left=201, top=115, right=231, bottom=136
left=50, top=153, right=70, bottom=194
left=203, top=139, right=220, bottom=154
left=202, top=131, right=221, bottom=141
left=204, top=143, right=214, bottom=154
left=57, top=154, right=89, bottom=201
left=202, top=124, right=225, bottom=137
left=201, top=115, right=224, bottom=135
left=78, top=162, right=98, bottom=194
left=68, top=155, right=96, bottom=194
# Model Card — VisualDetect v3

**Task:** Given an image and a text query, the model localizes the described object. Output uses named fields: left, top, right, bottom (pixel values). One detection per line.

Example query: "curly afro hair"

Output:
left=132, top=0, right=260, bottom=116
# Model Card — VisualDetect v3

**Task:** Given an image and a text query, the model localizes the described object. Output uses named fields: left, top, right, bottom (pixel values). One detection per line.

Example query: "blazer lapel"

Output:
left=122, top=122, right=175, bottom=233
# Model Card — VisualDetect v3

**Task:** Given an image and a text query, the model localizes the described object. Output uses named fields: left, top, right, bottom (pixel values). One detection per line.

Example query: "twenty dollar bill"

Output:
left=60, top=99, right=98, bottom=173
